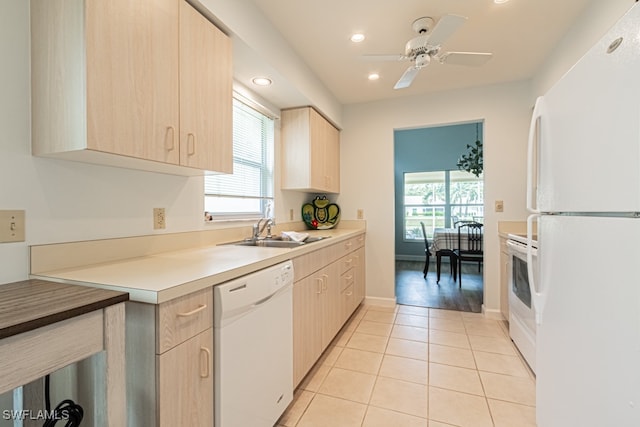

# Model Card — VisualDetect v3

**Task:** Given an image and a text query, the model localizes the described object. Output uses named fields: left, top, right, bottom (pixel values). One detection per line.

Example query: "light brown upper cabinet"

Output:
left=30, top=0, right=232, bottom=176
left=281, top=107, right=340, bottom=193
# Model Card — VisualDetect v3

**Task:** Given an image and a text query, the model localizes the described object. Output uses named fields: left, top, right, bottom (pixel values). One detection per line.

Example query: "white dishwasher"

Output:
left=214, top=260, right=294, bottom=427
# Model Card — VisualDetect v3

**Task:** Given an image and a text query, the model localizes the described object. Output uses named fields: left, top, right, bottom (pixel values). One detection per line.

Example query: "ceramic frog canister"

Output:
left=302, top=196, right=340, bottom=229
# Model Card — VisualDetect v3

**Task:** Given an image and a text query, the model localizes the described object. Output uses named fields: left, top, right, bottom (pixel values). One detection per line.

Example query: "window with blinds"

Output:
left=204, top=97, right=274, bottom=220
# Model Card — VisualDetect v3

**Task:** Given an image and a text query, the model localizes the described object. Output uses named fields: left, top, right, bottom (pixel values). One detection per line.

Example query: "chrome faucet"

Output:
left=253, top=217, right=276, bottom=239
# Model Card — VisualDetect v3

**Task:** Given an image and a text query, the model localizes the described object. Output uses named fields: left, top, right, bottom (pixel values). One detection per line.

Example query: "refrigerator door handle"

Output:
left=526, top=96, right=544, bottom=214
left=527, top=213, right=545, bottom=324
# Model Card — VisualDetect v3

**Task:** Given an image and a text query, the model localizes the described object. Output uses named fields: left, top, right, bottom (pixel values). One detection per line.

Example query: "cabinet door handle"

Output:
left=346, top=291, right=353, bottom=296
left=187, top=132, right=196, bottom=156
left=315, top=278, right=323, bottom=294
left=321, top=274, right=328, bottom=291
left=177, top=304, right=207, bottom=317
left=200, top=347, right=211, bottom=378
left=345, top=241, right=352, bottom=249
left=165, top=126, right=175, bottom=151
left=345, top=275, right=354, bottom=281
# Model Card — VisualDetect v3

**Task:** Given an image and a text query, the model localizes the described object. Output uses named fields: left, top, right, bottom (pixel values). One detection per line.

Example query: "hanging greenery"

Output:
left=457, top=123, right=483, bottom=177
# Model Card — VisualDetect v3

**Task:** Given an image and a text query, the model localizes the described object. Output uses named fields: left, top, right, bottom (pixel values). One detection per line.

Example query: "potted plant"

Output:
left=457, top=139, right=483, bottom=177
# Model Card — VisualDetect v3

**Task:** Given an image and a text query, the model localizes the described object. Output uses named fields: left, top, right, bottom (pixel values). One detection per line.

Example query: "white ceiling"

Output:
left=245, top=0, right=592, bottom=105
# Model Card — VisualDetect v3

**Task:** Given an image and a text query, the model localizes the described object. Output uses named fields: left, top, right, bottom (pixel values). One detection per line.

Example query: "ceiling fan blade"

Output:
left=360, top=54, right=406, bottom=62
left=394, top=67, right=420, bottom=90
left=428, top=14, right=467, bottom=46
left=439, top=51, right=493, bottom=66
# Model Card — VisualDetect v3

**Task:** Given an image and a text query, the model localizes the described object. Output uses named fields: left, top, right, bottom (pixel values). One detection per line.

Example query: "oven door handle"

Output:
left=506, top=240, right=527, bottom=255
left=527, top=213, right=545, bottom=325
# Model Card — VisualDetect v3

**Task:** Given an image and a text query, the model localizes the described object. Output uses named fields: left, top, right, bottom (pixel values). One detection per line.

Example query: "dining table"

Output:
left=430, top=227, right=484, bottom=283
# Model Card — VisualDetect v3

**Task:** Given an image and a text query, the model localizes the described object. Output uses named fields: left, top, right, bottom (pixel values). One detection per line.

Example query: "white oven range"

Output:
left=506, top=232, right=537, bottom=373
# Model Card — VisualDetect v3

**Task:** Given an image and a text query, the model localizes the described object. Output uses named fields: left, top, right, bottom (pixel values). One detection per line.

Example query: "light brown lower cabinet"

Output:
left=126, top=287, right=213, bottom=427
left=292, top=273, right=325, bottom=385
left=292, top=234, right=366, bottom=386
left=157, top=328, right=213, bottom=426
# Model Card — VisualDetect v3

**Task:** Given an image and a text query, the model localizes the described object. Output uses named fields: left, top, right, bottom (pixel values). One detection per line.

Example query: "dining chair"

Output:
left=421, top=222, right=456, bottom=283
left=453, top=219, right=475, bottom=228
left=454, top=222, right=483, bottom=287
left=420, top=222, right=431, bottom=278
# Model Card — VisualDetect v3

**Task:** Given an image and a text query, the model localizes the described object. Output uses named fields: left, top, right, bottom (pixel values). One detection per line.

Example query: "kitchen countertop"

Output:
left=0, top=279, right=129, bottom=339
left=30, top=228, right=365, bottom=304
left=497, top=220, right=529, bottom=239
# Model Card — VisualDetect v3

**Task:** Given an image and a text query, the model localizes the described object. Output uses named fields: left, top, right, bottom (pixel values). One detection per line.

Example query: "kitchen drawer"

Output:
left=340, top=283, right=357, bottom=323
left=337, top=234, right=365, bottom=259
left=339, top=253, right=357, bottom=276
left=340, top=270, right=355, bottom=292
left=293, top=233, right=365, bottom=281
left=292, top=246, right=331, bottom=280
left=157, top=287, right=213, bottom=354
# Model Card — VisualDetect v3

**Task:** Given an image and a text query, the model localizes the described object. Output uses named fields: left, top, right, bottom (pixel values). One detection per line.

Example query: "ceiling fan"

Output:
left=363, top=15, right=493, bottom=89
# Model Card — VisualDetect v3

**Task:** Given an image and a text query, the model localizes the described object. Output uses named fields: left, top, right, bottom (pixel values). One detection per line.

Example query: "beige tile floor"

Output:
left=277, top=304, right=537, bottom=427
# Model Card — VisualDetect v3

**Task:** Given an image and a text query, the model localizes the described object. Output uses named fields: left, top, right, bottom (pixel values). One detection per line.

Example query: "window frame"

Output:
left=403, top=170, right=484, bottom=241
left=204, top=93, right=276, bottom=222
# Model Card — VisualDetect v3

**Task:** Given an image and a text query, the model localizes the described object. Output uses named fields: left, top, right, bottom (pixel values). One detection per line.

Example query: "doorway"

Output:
left=393, top=122, right=484, bottom=312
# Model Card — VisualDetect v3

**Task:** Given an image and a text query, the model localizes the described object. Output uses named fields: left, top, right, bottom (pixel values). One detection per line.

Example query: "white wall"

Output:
left=532, top=0, right=633, bottom=97
left=1, top=0, right=631, bottom=309
left=338, top=81, right=532, bottom=315
left=337, top=0, right=636, bottom=314
left=0, top=0, right=309, bottom=286
left=197, top=0, right=343, bottom=127
left=0, top=0, right=204, bottom=284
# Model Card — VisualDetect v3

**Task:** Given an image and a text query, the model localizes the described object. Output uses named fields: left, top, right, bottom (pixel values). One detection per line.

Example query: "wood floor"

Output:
left=395, top=260, right=483, bottom=313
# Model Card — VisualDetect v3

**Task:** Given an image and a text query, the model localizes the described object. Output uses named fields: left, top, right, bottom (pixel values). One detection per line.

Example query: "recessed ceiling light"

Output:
left=252, top=77, right=272, bottom=86
left=494, top=0, right=510, bottom=3
left=368, top=73, right=380, bottom=81
left=350, top=33, right=365, bottom=43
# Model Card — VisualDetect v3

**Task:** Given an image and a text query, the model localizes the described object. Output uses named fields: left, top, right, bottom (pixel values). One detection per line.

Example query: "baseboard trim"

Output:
left=482, top=306, right=504, bottom=321
left=364, top=296, right=397, bottom=308
left=395, top=255, right=425, bottom=262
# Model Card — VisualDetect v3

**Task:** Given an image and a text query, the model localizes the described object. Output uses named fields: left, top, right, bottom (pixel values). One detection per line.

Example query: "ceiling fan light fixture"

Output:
left=350, top=33, right=365, bottom=43
left=252, top=77, right=272, bottom=86
left=415, top=53, right=431, bottom=68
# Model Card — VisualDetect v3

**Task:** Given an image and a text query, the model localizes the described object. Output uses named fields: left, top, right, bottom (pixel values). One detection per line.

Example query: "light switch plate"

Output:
left=0, top=210, right=25, bottom=243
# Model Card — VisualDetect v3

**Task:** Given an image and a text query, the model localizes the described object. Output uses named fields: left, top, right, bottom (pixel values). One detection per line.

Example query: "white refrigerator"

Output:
left=527, top=3, right=640, bottom=426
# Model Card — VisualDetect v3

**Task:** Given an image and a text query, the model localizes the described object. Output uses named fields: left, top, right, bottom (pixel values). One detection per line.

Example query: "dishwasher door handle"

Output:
left=253, top=292, right=277, bottom=307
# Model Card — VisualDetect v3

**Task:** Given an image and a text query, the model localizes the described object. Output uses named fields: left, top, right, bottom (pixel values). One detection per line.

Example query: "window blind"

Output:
left=204, top=97, right=274, bottom=219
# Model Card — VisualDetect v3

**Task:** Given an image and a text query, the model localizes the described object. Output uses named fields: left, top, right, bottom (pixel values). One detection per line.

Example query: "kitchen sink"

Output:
left=233, top=239, right=304, bottom=248
left=223, top=235, right=330, bottom=248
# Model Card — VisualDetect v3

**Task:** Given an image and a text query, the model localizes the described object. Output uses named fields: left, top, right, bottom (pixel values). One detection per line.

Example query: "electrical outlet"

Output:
left=495, top=200, right=504, bottom=213
left=153, top=208, right=166, bottom=229
left=289, top=209, right=294, bottom=221
left=357, top=209, right=364, bottom=220
left=0, top=210, right=25, bottom=243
